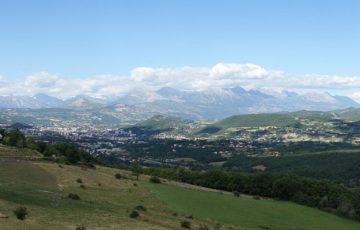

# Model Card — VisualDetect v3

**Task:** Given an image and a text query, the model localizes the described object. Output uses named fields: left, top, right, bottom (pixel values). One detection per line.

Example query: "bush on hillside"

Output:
left=129, top=210, right=139, bottom=218
left=13, top=207, right=28, bottom=220
left=149, top=176, right=161, bottom=183
left=68, top=193, right=80, bottom=200
left=233, top=191, right=240, bottom=197
left=75, top=224, right=86, bottom=230
left=180, top=220, right=191, bottom=229
left=199, top=225, right=209, bottom=230
left=115, top=173, right=122, bottom=179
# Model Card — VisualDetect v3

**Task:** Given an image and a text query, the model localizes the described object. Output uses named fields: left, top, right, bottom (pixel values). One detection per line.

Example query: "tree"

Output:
left=64, top=144, right=81, bottom=164
left=131, top=161, right=141, bottom=180
left=351, top=188, right=360, bottom=218
left=25, top=137, right=39, bottom=151
left=2, top=129, right=26, bottom=148
left=272, top=176, right=301, bottom=200
left=36, top=141, right=48, bottom=153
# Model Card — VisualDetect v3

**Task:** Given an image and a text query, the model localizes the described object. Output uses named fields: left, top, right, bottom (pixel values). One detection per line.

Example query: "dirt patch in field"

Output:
left=252, top=164, right=267, bottom=171
left=164, top=180, right=253, bottom=198
left=0, top=212, right=9, bottom=218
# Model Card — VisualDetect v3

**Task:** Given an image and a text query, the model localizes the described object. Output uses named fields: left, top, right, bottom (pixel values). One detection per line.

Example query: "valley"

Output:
left=3, top=108, right=359, bottom=186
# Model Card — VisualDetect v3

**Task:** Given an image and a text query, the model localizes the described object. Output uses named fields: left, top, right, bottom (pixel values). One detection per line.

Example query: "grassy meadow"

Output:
left=147, top=183, right=360, bottom=230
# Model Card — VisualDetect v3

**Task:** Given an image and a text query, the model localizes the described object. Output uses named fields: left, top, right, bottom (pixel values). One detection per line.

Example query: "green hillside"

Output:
left=137, top=115, right=187, bottom=130
left=199, top=113, right=297, bottom=135
left=1, top=145, right=360, bottom=229
left=217, top=113, right=297, bottom=128
left=148, top=183, right=360, bottom=230
left=0, top=145, right=218, bottom=229
left=135, top=115, right=203, bottom=136
left=334, top=108, right=360, bottom=121
left=288, top=110, right=334, bottom=121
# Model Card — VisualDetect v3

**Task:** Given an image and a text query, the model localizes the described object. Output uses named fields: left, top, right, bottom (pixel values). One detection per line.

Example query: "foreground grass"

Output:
left=147, top=183, right=360, bottom=230
left=0, top=153, right=219, bottom=229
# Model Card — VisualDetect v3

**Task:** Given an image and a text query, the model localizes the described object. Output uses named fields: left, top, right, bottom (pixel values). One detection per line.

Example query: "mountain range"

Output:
left=0, top=87, right=358, bottom=119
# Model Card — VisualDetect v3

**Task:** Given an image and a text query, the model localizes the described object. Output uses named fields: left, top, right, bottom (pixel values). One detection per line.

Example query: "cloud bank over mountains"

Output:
left=1, top=63, right=360, bottom=101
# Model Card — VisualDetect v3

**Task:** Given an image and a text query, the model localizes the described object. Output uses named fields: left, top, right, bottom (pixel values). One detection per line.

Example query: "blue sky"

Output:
left=0, top=0, right=359, bottom=78
left=0, top=0, right=360, bottom=101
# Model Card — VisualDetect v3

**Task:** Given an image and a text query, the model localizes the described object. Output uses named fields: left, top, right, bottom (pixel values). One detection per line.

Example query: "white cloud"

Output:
left=210, top=63, right=275, bottom=79
left=1, top=63, right=360, bottom=98
left=350, top=92, right=360, bottom=103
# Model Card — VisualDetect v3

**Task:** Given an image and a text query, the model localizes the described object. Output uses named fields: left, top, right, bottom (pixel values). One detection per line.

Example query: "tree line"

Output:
left=0, top=128, right=97, bottom=166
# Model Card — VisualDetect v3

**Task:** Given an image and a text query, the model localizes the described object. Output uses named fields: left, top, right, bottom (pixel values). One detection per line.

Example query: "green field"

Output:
left=147, top=183, right=360, bottom=230
left=215, top=113, right=297, bottom=128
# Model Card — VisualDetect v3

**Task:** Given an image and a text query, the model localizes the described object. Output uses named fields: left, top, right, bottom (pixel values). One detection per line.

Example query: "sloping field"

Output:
left=147, top=183, right=360, bottom=230
left=0, top=147, right=222, bottom=229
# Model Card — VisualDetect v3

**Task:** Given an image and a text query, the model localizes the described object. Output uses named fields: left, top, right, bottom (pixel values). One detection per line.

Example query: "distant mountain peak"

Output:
left=0, top=88, right=358, bottom=120
left=62, top=96, right=105, bottom=109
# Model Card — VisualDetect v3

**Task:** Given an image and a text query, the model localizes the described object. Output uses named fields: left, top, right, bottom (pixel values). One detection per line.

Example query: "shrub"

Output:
left=14, top=207, right=28, bottom=220
left=186, top=215, right=193, bottom=219
left=80, top=184, right=85, bottom=189
left=68, top=193, right=80, bottom=200
left=149, top=176, right=161, bottom=183
left=115, top=173, right=122, bottom=179
left=75, top=224, right=86, bottom=230
left=180, top=220, right=191, bottom=229
left=85, top=162, right=96, bottom=169
left=129, top=210, right=139, bottom=218
left=233, top=191, right=240, bottom=197
left=133, top=183, right=138, bottom=187
left=135, top=205, right=147, bottom=212
left=76, top=178, right=83, bottom=183
left=199, top=225, right=209, bottom=230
